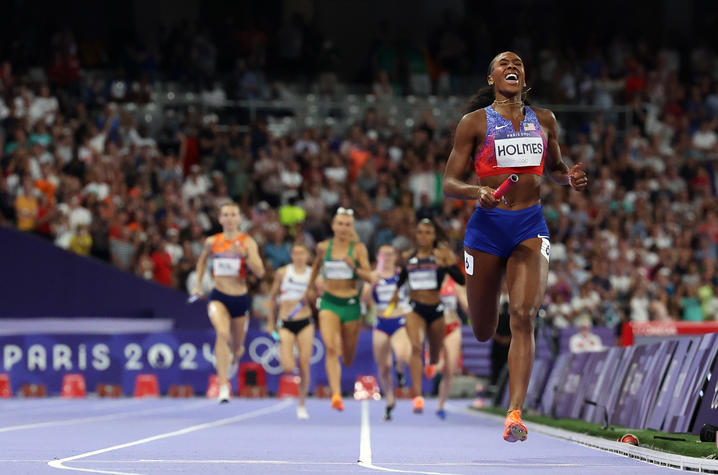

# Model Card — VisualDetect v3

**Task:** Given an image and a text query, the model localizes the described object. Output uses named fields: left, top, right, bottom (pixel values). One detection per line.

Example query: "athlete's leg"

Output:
left=278, top=328, right=297, bottom=374
left=505, top=239, right=548, bottom=412
left=208, top=301, right=232, bottom=386
left=230, top=315, right=249, bottom=364
left=389, top=326, right=411, bottom=373
left=318, top=310, right=342, bottom=397
left=463, top=248, right=507, bottom=341
left=427, top=316, right=446, bottom=365
left=340, top=319, right=362, bottom=366
left=437, top=327, right=461, bottom=412
left=295, top=323, right=315, bottom=408
left=373, top=329, right=395, bottom=409
left=404, top=312, right=426, bottom=399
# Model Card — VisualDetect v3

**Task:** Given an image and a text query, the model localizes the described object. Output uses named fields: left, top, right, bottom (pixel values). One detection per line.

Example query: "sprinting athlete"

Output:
left=443, top=51, right=587, bottom=441
left=392, top=219, right=465, bottom=414
left=268, top=243, right=314, bottom=419
left=361, top=244, right=411, bottom=421
left=193, top=202, right=265, bottom=403
left=435, top=276, right=468, bottom=420
left=304, top=207, right=373, bottom=411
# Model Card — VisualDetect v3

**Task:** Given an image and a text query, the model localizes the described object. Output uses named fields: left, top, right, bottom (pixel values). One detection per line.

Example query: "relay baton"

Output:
left=271, top=330, right=280, bottom=342
left=383, top=301, right=397, bottom=318
left=492, top=174, right=519, bottom=199
left=376, top=252, right=386, bottom=272
left=187, top=294, right=201, bottom=304
left=287, top=301, right=305, bottom=320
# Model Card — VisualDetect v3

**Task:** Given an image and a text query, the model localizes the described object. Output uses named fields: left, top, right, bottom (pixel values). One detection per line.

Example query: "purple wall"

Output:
left=0, top=227, right=208, bottom=329
left=693, top=346, right=718, bottom=434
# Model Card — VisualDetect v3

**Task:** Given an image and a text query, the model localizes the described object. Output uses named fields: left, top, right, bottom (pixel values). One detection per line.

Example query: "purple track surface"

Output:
left=0, top=398, right=678, bottom=474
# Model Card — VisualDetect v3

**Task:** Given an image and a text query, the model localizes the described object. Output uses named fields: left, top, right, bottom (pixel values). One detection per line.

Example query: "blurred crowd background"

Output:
left=1, top=0, right=718, bottom=332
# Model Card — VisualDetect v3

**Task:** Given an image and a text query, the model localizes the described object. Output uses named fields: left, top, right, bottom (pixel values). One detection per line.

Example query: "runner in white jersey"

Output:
left=360, top=244, right=411, bottom=421
left=268, top=243, right=314, bottom=419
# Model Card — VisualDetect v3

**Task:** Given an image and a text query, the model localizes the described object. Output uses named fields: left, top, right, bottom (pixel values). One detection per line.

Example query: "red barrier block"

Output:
left=0, top=373, right=11, bottom=398
left=238, top=362, right=267, bottom=398
left=394, top=386, right=412, bottom=399
left=20, top=384, right=47, bottom=397
left=354, top=375, right=380, bottom=401
left=96, top=384, right=123, bottom=398
left=61, top=374, right=87, bottom=398
left=133, top=374, right=160, bottom=397
left=314, top=384, right=331, bottom=398
left=277, top=374, right=300, bottom=398
left=169, top=385, right=194, bottom=398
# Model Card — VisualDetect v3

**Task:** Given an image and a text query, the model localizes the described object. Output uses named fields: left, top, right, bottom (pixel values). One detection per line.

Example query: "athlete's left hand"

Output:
left=568, top=162, right=588, bottom=191
left=343, top=256, right=356, bottom=269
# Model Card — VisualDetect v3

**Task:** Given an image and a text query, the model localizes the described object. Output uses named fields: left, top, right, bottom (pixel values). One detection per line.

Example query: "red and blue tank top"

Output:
left=473, top=105, right=547, bottom=178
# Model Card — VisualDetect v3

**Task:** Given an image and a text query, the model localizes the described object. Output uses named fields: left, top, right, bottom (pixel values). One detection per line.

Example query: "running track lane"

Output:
left=0, top=398, right=680, bottom=474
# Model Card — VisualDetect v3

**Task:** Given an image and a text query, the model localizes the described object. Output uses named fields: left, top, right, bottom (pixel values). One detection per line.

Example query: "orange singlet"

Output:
left=210, top=232, right=248, bottom=278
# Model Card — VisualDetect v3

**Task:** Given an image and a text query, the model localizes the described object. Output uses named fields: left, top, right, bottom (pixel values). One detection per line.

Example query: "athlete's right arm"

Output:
left=303, top=241, right=326, bottom=302
left=192, top=237, right=213, bottom=296
left=443, top=112, right=499, bottom=209
left=267, top=266, right=285, bottom=333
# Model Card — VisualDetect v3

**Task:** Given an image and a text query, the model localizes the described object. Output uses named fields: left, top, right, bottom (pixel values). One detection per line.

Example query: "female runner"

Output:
left=435, top=275, right=468, bottom=420
left=304, top=207, right=373, bottom=411
left=268, top=243, right=314, bottom=419
left=361, top=244, right=411, bottom=421
left=443, top=51, right=588, bottom=441
left=392, top=219, right=465, bottom=414
left=193, top=202, right=265, bottom=403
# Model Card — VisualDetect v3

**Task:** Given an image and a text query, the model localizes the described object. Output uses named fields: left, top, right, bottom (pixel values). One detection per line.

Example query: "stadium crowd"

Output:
left=1, top=24, right=718, bottom=332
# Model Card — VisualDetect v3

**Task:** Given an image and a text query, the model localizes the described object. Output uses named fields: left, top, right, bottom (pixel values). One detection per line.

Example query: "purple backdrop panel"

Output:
left=646, top=337, right=695, bottom=430
left=553, top=352, right=592, bottom=419
left=601, top=345, right=637, bottom=425
left=0, top=227, right=207, bottom=329
left=579, top=349, right=616, bottom=423
left=525, top=358, right=552, bottom=410
left=612, top=342, right=662, bottom=427
left=693, top=343, right=718, bottom=435
left=634, top=340, right=678, bottom=428
left=0, top=330, right=384, bottom=396
left=539, top=352, right=571, bottom=416
left=568, top=350, right=609, bottom=420
left=664, top=333, right=718, bottom=433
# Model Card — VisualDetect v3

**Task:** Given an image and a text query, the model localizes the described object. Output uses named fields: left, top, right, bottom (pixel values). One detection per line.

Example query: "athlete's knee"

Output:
left=509, top=304, right=537, bottom=334
left=282, top=361, right=296, bottom=373
left=215, top=330, right=231, bottom=345
left=473, top=325, right=494, bottom=342
left=325, top=342, right=340, bottom=359
left=410, top=341, right=423, bottom=357
left=342, top=350, right=356, bottom=367
left=233, top=343, right=245, bottom=357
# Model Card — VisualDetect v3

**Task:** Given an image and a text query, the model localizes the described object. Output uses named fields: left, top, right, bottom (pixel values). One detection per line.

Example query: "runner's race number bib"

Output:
left=213, top=257, right=241, bottom=276
left=494, top=134, right=543, bottom=168
left=408, top=269, right=438, bottom=290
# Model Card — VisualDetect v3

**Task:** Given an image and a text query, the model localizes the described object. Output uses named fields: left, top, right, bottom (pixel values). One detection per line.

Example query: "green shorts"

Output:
left=319, top=292, right=361, bottom=323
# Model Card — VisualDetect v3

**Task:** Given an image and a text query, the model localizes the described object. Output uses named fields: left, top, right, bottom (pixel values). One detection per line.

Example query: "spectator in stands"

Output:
left=14, top=176, right=38, bottom=232
left=568, top=316, right=604, bottom=353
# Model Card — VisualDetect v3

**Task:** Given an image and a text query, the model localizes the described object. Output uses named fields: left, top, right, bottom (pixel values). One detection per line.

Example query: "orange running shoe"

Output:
left=412, top=396, right=425, bottom=414
left=331, top=393, right=345, bottom=411
left=503, top=409, right=528, bottom=442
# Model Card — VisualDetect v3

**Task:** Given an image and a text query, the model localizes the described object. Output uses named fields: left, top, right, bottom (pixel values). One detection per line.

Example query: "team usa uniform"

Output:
left=372, top=271, right=410, bottom=336
left=465, top=105, right=551, bottom=260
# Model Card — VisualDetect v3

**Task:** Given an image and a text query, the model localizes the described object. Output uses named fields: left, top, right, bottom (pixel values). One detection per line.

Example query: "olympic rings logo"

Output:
left=248, top=336, right=325, bottom=375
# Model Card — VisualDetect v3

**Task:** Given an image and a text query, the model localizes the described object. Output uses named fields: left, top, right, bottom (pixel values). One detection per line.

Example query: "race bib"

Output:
left=324, top=260, right=354, bottom=280
left=408, top=269, right=438, bottom=290
left=494, top=135, right=543, bottom=168
left=213, top=257, right=241, bottom=276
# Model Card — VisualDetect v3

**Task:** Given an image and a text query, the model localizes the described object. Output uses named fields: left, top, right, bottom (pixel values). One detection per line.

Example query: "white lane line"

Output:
left=357, top=400, right=456, bottom=475
left=48, top=399, right=293, bottom=475
left=0, top=399, right=212, bottom=433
